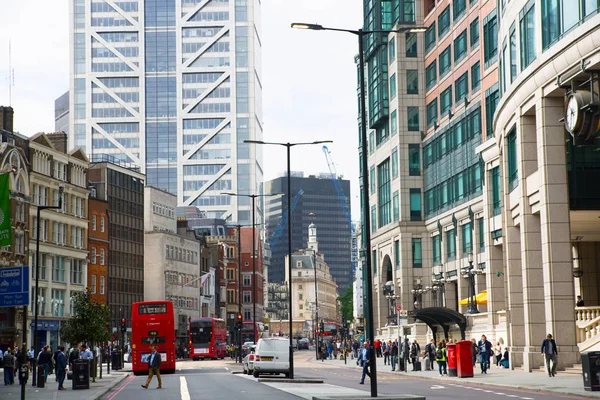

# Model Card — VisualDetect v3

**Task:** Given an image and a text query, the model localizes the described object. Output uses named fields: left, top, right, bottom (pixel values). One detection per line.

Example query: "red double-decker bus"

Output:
left=131, top=301, right=176, bottom=375
left=241, top=321, right=266, bottom=343
left=188, top=317, right=227, bottom=360
left=316, top=321, right=340, bottom=342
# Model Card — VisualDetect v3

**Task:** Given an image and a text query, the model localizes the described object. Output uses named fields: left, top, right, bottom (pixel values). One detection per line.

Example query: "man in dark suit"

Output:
left=141, top=346, right=162, bottom=389
left=56, top=346, right=67, bottom=390
left=359, top=342, right=370, bottom=384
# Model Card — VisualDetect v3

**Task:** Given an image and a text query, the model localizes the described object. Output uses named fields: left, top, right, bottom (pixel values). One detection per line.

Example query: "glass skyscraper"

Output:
left=68, top=0, right=263, bottom=223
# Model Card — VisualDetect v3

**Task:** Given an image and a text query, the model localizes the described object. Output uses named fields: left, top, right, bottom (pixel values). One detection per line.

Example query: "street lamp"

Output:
left=410, top=279, right=424, bottom=310
left=461, top=252, right=481, bottom=314
left=222, top=192, right=283, bottom=343
left=292, top=21, right=425, bottom=398
left=32, top=184, right=63, bottom=386
left=244, top=140, right=332, bottom=379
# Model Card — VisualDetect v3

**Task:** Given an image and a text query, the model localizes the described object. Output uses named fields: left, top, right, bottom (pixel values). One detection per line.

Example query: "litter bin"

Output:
left=36, top=365, right=45, bottom=388
left=447, top=343, right=457, bottom=377
left=72, top=359, right=90, bottom=390
left=456, top=340, right=474, bottom=378
left=582, top=351, right=600, bottom=391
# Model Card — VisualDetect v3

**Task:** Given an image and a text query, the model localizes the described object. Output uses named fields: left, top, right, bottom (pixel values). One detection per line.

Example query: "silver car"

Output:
left=242, top=345, right=256, bottom=375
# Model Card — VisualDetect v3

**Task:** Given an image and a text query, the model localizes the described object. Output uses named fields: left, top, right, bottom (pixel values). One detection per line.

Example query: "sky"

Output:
left=0, top=0, right=363, bottom=218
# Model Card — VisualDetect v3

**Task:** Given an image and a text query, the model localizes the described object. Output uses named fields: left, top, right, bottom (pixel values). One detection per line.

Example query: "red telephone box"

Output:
left=447, top=343, right=457, bottom=377
left=456, top=340, right=474, bottom=378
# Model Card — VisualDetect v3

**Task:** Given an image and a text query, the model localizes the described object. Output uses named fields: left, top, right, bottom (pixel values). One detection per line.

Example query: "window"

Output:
left=243, top=275, right=251, bottom=287
left=541, top=0, right=560, bottom=49
left=454, top=30, right=468, bottom=63
left=378, top=159, right=391, bottom=228
left=455, top=72, right=468, bottom=104
left=100, top=276, right=105, bottom=294
left=462, top=222, right=473, bottom=255
left=409, top=144, right=421, bottom=176
left=52, top=256, right=65, bottom=282
left=406, top=33, right=417, bottom=57
left=509, top=23, right=517, bottom=83
left=91, top=247, right=97, bottom=264
left=438, top=6, right=451, bottom=39
left=91, top=275, right=97, bottom=294
left=440, top=86, right=452, bottom=116
left=471, top=61, right=481, bottom=91
left=227, top=268, right=235, bottom=280
left=392, top=147, right=399, bottom=178
left=371, top=206, right=377, bottom=233
left=243, top=291, right=251, bottom=304
left=453, top=0, right=467, bottom=21
left=394, top=239, right=400, bottom=269
left=483, top=11, right=498, bottom=68
left=100, top=249, right=105, bottom=266
left=51, top=289, right=65, bottom=317
left=507, top=126, right=518, bottom=191
left=432, top=235, right=441, bottom=265
left=485, top=85, right=499, bottom=137
left=406, top=70, right=418, bottom=94
left=425, top=23, right=436, bottom=53
left=439, top=46, right=451, bottom=78
left=478, top=218, right=485, bottom=251
left=393, top=191, right=399, bottom=222
left=407, top=107, right=420, bottom=131
left=389, top=37, right=396, bottom=62
left=101, top=216, right=105, bottom=232
left=520, top=0, right=536, bottom=69
left=372, top=249, right=377, bottom=276
left=370, top=166, right=375, bottom=194
left=409, top=189, right=422, bottom=221
left=227, top=289, right=235, bottom=303
left=470, top=18, right=479, bottom=48
left=492, top=166, right=501, bottom=215
left=92, top=215, right=97, bottom=231
left=376, top=125, right=389, bottom=146
left=391, top=110, right=397, bottom=135
left=412, top=238, right=422, bottom=268
left=426, top=61, right=437, bottom=90
left=72, top=259, right=83, bottom=284
left=369, top=131, right=374, bottom=154
left=390, top=73, right=397, bottom=99
left=446, top=229, right=456, bottom=260
left=427, top=99, right=438, bottom=127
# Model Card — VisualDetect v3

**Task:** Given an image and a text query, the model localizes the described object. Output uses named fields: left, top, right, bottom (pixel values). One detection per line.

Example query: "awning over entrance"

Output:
left=458, top=290, right=488, bottom=305
left=411, top=307, right=467, bottom=342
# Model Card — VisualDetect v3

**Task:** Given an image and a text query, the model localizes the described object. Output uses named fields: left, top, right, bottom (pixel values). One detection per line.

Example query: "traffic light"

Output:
left=320, top=321, right=324, bottom=335
left=120, top=318, right=127, bottom=333
left=235, top=314, right=243, bottom=331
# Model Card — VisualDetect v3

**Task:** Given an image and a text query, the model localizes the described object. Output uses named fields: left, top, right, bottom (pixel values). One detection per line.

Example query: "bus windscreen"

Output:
left=138, top=304, right=167, bottom=314
left=190, top=321, right=212, bottom=345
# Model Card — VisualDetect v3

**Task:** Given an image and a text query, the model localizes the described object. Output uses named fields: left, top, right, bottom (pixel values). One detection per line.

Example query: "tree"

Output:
left=337, top=285, right=354, bottom=322
left=60, top=289, right=111, bottom=346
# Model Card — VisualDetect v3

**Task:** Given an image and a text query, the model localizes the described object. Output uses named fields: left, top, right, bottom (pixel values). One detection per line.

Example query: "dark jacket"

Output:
left=400, top=341, right=410, bottom=358
left=56, top=352, right=67, bottom=371
left=541, top=339, right=558, bottom=355
left=2, top=353, right=14, bottom=369
left=149, top=351, right=161, bottom=369
left=38, top=350, right=51, bottom=365
left=390, top=342, right=398, bottom=356
left=477, top=340, right=492, bottom=354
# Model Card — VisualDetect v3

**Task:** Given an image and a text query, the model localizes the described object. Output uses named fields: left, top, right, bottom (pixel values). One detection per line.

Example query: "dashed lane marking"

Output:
left=180, top=376, right=190, bottom=400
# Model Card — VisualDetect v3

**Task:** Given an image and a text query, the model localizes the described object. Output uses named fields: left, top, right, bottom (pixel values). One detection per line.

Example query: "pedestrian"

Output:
left=141, top=346, right=162, bottom=389
left=576, top=296, right=585, bottom=307
left=53, top=347, right=61, bottom=382
left=374, top=339, right=382, bottom=358
left=27, top=347, right=34, bottom=367
left=56, top=346, right=67, bottom=390
left=400, top=338, right=410, bottom=372
left=494, top=342, right=502, bottom=367
left=425, top=338, right=435, bottom=370
left=3, top=350, right=15, bottom=385
left=38, top=346, right=51, bottom=383
left=383, top=340, right=389, bottom=365
left=541, top=333, right=558, bottom=377
left=435, top=341, right=447, bottom=376
left=353, top=340, right=360, bottom=359
left=477, top=335, right=492, bottom=374
left=358, top=342, right=371, bottom=384
left=79, top=344, right=93, bottom=360
left=390, top=339, right=398, bottom=371
left=410, top=341, right=420, bottom=370
left=471, top=338, right=479, bottom=367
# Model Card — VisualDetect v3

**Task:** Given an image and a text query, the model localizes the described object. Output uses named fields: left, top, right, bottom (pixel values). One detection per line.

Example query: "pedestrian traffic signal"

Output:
left=120, top=318, right=127, bottom=333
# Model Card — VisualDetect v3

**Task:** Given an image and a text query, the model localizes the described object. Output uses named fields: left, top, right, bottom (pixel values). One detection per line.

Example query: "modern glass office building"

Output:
left=68, top=0, right=263, bottom=224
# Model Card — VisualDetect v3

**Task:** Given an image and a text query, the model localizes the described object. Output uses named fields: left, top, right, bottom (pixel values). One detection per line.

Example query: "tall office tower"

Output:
left=55, top=91, right=70, bottom=134
left=265, top=173, right=352, bottom=292
left=362, top=0, right=497, bottom=332
left=69, top=0, right=263, bottom=224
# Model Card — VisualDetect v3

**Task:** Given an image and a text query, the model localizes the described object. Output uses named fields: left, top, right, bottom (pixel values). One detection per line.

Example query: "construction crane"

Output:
left=268, top=189, right=304, bottom=247
left=322, top=146, right=358, bottom=275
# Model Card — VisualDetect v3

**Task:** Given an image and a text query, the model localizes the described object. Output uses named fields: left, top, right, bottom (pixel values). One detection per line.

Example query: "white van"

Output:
left=252, top=337, right=290, bottom=378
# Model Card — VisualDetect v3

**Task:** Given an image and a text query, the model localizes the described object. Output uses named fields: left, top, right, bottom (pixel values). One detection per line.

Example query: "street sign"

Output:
left=395, top=305, right=402, bottom=312
left=399, top=310, right=408, bottom=318
left=0, top=266, right=29, bottom=307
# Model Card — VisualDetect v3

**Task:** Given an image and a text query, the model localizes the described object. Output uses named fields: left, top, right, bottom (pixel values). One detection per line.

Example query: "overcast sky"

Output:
left=0, top=0, right=363, bottom=218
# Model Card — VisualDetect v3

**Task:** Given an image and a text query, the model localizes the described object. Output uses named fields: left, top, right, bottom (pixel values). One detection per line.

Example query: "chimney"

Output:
left=0, top=107, right=14, bottom=132
left=46, top=132, right=68, bottom=153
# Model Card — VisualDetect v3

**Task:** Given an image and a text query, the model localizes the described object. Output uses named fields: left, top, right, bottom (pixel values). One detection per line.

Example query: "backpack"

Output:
left=435, top=348, right=443, bottom=359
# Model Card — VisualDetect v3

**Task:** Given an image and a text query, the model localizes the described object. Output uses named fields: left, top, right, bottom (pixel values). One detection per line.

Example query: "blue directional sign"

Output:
left=0, top=266, right=29, bottom=307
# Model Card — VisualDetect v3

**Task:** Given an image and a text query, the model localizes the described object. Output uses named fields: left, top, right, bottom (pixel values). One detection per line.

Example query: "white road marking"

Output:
left=180, top=376, right=190, bottom=400
left=520, top=398, right=534, bottom=400
left=225, top=367, right=229, bottom=371
left=431, top=385, right=445, bottom=389
left=506, top=396, right=518, bottom=398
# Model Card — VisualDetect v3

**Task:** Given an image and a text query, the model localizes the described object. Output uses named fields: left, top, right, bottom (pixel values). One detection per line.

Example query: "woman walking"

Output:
left=435, top=341, right=447, bottom=376
left=495, top=342, right=503, bottom=367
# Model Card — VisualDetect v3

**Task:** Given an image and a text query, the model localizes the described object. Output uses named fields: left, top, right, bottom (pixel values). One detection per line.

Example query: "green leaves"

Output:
left=337, top=286, right=354, bottom=322
left=60, top=289, right=111, bottom=346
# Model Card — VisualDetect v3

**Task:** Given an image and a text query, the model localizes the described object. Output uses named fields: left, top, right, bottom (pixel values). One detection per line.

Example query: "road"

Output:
left=100, top=352, right=586, bottom=400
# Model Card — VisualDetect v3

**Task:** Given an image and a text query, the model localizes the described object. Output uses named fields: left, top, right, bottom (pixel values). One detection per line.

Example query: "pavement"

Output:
left=1, top=363, right=130, bottom=400
left=312, top=354, right=599, bottom=399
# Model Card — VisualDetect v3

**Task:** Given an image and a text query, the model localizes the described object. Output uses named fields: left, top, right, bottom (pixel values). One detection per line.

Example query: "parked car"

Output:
left=242, top=341, right=255, bottom=357
left=252, top=337, right=290, bottom=378
left=242, top=345, right=256, bottom=375
left=297, top=338, right=310, bottom=350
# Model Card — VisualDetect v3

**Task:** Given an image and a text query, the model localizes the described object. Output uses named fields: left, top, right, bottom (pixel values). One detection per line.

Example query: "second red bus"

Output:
left=189, top=317, right=227, bottom=360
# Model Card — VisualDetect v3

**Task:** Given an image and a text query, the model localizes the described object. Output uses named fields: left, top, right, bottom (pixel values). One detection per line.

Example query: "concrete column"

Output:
left=536, top=96, right=579, bottom=368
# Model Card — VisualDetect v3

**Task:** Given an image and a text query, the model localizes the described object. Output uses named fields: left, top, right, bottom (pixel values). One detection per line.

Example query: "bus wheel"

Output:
left=192, top=357, right=199, bottom=361
left=253, top=371, right=259, bottom=378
